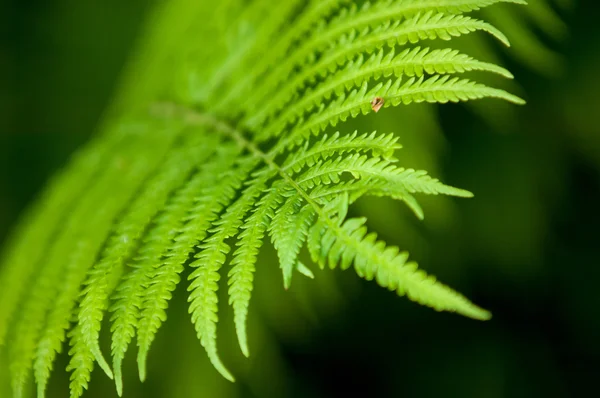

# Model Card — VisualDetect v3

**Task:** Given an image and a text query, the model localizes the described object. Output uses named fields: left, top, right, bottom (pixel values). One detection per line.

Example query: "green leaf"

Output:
left=0, top=0, right=542, bottom=395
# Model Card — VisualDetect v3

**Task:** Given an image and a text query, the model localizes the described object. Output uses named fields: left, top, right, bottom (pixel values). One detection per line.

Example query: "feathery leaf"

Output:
left=0, top=1, right=536, bottom=395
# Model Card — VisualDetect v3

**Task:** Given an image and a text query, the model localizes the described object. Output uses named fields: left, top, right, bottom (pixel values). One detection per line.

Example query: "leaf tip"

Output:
left=114, top=359, right=123, bottom=396
left=137, top=350, right=147, bottom=383
left=36, top=383, right=46, bottom=398
left=235, top=326, right=250, bottom=358
left=92, top=347, right=114, bottom=380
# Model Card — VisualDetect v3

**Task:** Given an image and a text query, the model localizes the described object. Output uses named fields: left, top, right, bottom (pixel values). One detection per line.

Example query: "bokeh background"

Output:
left=1, top=1, right=599, bottom=397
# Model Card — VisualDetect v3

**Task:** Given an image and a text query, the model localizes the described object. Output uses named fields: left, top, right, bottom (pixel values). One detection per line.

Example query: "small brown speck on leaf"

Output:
left=371, top=96, right=384, bottom=113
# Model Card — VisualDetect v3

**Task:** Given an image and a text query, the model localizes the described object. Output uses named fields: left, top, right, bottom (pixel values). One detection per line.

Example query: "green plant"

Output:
left=0, top=1, right=533, bottom=397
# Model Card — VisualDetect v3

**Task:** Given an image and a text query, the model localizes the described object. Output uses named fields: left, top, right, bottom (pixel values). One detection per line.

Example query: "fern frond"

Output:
left=0, top=1, right=534, bottom=395
left=295, top=261, right=315, bottom=279
left=309, top=179, right=425, bottom=220
left=269, top=195, right=316, bottom=289
left=227, top=182, right=286, bottom=357
left=100, top=135, right=216, bottom=396
left=295, top=153, right=471, bottom=197
left=9, top=126, right=177, bottom=398
left=275, top=75, right=523, bottom=153
left=136, top=143, right=243, bottom=381
left=65, top=325, right=94, bottom=398
left=261, top=47, right=513, bottom=139
left=108, top=268, right=145, bottom=397
left=132, top=160, right=229, bottom=380
left=240, top=0, right=523, bottom=113
left=187, top=157, right=263, bottom=382
left=71, top=127, right=207, bottom=385
left=295, top=152, right=470, bottom=217
left=245, top=11, right=511, bottom=128
left=309, top=217, right=491, bottom=319
left=282, top=131, right=402, bottom=173
left=190, top=162, right=271, bottom=370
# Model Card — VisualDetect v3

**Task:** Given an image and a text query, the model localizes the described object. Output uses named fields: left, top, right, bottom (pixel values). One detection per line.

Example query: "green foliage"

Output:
left=0, top=1, right=532, bottom=397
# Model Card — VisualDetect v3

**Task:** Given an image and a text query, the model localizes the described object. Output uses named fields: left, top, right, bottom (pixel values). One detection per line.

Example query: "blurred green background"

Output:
left=1, top=1, right=599, bottom=397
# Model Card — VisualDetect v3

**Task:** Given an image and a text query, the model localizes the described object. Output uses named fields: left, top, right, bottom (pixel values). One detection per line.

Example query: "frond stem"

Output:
left=150, top=102, right=330, bottom=227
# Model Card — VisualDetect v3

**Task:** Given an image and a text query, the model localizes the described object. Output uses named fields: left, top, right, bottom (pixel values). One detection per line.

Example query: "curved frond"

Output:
left=275, top=75, right=523, bottom=153
left=66, top=325, right=94, bottom=398
left=245, top=10, right=511, bottom=128
left=187, top=157, right=263, bottom=382
left=136, top=143, right=243, bottom=381
left=227, top=182, right=286, bottom=357
left=261, top=47, right=513, bottom=139
left=310, top=217, right=491, bottom=319
left=269, top=196, right=316, bottom=289
left=0, top=1, right=535, bottom=395
left=282, top=131, right=402, bottom=172
left=105, top=132, right=222, bottom=396
left=9, top=125, right=178, bottom=398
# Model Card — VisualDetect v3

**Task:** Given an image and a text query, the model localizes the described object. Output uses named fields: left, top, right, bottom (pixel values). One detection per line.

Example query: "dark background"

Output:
left=1, top=1, right=599, bottom=397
